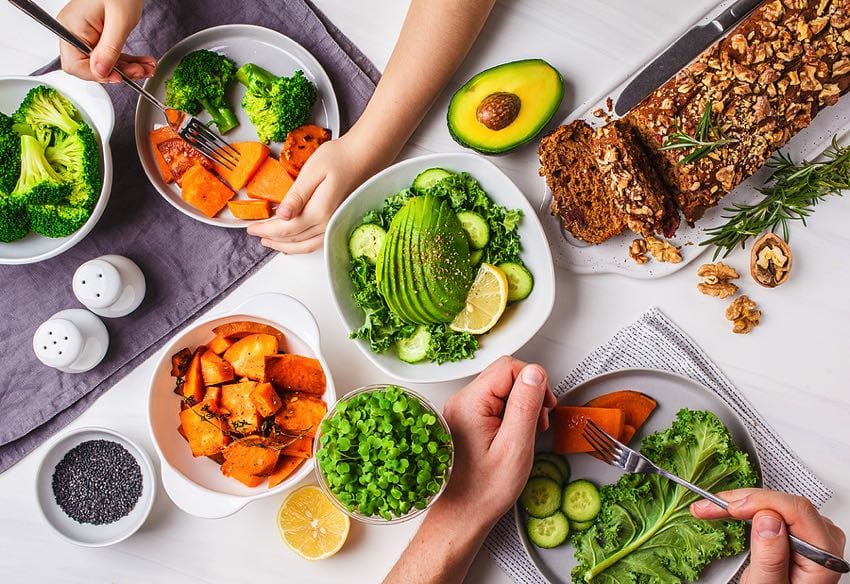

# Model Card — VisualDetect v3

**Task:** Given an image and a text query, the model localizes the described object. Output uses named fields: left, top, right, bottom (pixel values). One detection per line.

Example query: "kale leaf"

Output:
left=425, top=325, right=478, bottom=364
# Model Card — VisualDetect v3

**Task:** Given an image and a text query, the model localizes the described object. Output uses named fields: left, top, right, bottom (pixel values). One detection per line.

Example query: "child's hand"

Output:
left=246, top=134, right=383, bottom=254
left=57, top=0, right=154, bottom=83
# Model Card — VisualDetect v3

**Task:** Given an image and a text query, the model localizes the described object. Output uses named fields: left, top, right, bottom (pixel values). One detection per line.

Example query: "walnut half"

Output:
left=629, top=239, right=649, bottom=264
left=750, top=232, right=792, bottom=287
left=697, top=262, right=740, bottom=298
left=645, top=236, right=682, bottom=263
left=726, top=295, right=761, bottom=334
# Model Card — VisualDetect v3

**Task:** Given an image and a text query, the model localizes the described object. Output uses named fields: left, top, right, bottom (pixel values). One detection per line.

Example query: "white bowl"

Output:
left=35, top=426, right=155, bottom=547
left=325, top=153, right=556, bottom=384
left=0, top=71, right=114, bottom=264
left=147, top=293, right=336, bottom=518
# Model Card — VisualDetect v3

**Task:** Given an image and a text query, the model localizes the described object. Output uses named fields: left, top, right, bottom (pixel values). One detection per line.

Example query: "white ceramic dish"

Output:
left=325, top=152, right=556, bottom=384
left=35, top=426, right=155, bottom=547
left=515, top=368, right=761, bottom=583
left=147, top=293, right=336, bottom=519
left=134, top=24, right=340, bottom=228
left=0, top=71, right=114, bottom=265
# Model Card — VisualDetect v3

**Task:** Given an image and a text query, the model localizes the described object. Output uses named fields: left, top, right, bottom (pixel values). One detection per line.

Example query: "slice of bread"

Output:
left=539, top=121, right=625, bottom=244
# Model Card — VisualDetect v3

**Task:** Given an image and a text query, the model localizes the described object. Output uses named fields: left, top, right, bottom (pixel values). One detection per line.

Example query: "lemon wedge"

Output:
left=278, top=485, right=350, bottom=560
left=450, top=263, right=509, bottom=334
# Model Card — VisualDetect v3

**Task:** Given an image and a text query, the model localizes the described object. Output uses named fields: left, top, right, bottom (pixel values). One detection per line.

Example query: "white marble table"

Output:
left=1, top=1, right=848, bottom=583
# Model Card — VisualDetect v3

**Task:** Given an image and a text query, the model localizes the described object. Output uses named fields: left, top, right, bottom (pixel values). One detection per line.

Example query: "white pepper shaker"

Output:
left=33, top=309, right=109, bottom=373
left=72, top=255, right=145, bottom=318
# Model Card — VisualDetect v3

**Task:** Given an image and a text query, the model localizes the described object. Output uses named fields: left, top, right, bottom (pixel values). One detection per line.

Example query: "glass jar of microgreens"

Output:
left=313, top=384, right=454, bottom=525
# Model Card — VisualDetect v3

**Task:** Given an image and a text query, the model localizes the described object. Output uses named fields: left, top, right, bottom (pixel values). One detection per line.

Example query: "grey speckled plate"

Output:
left=515, top=368, right=762, bottom=583
left=134, top=24, right=340, bottom=228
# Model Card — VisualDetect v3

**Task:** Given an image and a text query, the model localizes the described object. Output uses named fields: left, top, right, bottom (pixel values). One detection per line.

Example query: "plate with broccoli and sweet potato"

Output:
left=134, top=24, right=339, bottom=228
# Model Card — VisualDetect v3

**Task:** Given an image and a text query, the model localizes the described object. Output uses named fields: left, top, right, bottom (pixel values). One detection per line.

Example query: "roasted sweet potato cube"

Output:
left=250, top=382, right=283, bottom=417
left=170, top=347, right=192, bottom=377
left=267, top=456, right=304, bottom=488
left=179, top=399, right=230, bottom=457
left=278, top=436, right=313, bottom=459
left=200, top=349, right=234, bottom=385
left=182, top=347, right=206, bottom=404
left=263, top=354, right=326, bottom=395
left=213, top=321, right=287, bottom=347
left=221, top=381, right=260, bottom=434
left=222, top=437, right=280, bottom=477
left=204, top=386, right=222, bottom=404
left=220, top=460, right=265, bottom=488
left=224, top=334, right=279, bottom=379
left=274, top=393, right=327, bottom=437
left=208, top=335, right=234, bottom=355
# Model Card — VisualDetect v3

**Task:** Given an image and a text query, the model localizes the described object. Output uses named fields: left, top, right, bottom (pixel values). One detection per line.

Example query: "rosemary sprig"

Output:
left=701, top=135, right=850, bottom=259
left=658, top=99, right=739, bottom=166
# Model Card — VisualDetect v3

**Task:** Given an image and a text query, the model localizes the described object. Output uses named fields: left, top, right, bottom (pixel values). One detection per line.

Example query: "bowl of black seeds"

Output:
left=35, top=426, right=156, bottom=546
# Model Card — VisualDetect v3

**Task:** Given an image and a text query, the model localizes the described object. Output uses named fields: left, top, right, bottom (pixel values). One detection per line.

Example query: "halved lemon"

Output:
left=278, top=485, right=350, bottom=560
left=450, top=263, right=509, bottom=334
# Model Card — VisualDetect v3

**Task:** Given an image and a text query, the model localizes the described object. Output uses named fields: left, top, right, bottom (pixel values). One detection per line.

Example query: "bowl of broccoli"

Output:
left=0, top=70, right=114, bottom=264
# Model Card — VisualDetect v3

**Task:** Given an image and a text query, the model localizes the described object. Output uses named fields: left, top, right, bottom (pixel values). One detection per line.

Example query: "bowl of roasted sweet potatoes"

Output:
left=147, top=292, right=335, bottom=518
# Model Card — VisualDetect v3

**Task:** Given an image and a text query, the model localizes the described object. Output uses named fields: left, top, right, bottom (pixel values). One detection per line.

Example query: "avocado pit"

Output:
left=476, top=92, right=521, bottom=131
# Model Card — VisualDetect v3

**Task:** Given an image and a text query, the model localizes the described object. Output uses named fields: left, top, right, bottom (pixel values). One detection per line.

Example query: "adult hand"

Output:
left=57, top=0, right=154, bottom=83
left=438, top=356, right=557, bottom=529
left=246, top=133, right=384, bottom=254
left=691, top=489, right=846, bottom=584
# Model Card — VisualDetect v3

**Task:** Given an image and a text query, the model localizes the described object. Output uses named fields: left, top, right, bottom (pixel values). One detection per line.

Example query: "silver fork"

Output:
left=8, top=0, right=240, bottom=171
left=583, top=419, right=850, bottom=574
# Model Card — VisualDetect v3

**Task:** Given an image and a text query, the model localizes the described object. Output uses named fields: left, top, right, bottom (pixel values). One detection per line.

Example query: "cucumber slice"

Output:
left=570, top=519, right=595, bottom=532
left=527, top=511, right=569, bottom=548
left=519, top=477, right=561, bottom=518
left=395, top=325, right=431, bottom=363
left=349, top=223, right=387, bottom=265
left=412, top=168, right=454, bottom=191
left=498, top=262, right=534, bottom=302
left=561, top=479, right=601, bottom=522
left=534, top=452, right=571, bottom=483
left=469, top=249, right=484, bottom=265
left=529, top=460, right=563, bottom=485
left=456, top=211, right=490, bottom=250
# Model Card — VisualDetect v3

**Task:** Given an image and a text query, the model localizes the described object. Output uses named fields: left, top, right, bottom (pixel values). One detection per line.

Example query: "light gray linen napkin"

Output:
left=484, top=307, right=832, bottom=584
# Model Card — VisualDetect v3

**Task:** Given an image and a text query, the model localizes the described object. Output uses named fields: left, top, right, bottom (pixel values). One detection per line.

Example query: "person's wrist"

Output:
left=426, top=490, right=496, bottom=546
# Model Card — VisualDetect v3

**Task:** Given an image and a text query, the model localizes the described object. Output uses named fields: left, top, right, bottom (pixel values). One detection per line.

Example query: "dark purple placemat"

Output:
left=0, top=0, right=380, bottom=472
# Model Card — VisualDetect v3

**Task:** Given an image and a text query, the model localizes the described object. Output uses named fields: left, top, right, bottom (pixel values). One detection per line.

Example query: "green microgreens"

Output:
left=658, top=99, right=739, bottom=166
left=316, top=386, right=452, bottom=521
left=702, top=135, right=850, bottom=258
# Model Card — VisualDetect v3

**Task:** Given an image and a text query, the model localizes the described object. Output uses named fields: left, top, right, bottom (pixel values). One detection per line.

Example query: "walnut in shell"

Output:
left=697, top=262, right=740, bottom=298
left=726, top=295, right=761, bottom=334
left=751, top=232, right=792, bottom=287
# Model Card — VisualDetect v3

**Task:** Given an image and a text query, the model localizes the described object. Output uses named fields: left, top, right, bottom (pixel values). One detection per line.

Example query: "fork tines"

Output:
left=180, top=120, right=241, bottom=171
left=583, top=419, right=625, bottom=467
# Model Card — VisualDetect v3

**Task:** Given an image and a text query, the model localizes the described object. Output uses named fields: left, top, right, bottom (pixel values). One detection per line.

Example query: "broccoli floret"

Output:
left=0, top=195, right=29, bottom=242
left=0, top=113, right=21, bottom=193
left=27, top=203, right=89, bottom=238
left=165, top=50, right=239, bottom=134
left=12, top=134, right=70, bottom=206
left=45, top=123, right=101, bottom=209
left=236, top=64, right=317, bottom=144
left=14, top=85, right=80, bottom=145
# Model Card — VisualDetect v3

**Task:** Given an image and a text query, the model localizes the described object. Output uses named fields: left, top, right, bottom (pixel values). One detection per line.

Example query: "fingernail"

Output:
left=93, top=61, right=110, bottom=78
left=521, top=365, right=544, bottom=386
left=756, top=515, right=783, bottom=538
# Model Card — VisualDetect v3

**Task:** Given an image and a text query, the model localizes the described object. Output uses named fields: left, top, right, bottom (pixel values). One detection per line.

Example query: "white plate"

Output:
left=324, top=152, right=556, bottom=384
left=35, top=426, right=156, bottom=547
left=540, top=0, right=850, bottom=278
left=134, top=24, right=340, bottom=228
left=147, top=292, right=336, bottom=519
left=515, top=368, right=761, bottom=583
left=0, top=71, right=114, bottom=265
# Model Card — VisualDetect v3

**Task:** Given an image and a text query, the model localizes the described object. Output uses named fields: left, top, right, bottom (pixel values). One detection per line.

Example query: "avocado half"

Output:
left=447, top=59, right=564, bottom=155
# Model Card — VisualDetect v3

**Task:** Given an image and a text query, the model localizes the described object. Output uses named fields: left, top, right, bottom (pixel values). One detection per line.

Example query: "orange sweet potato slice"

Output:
left=250, top=382, right=283, bottom=417
left=200, top=349, right=234, bottom=385
left=207, top=335, right=234, bottom=355
left=584, top=390, right=657, bottom=439
left=278, top=436, right=313, bottom=459
left=274, top=393, right=327, bottom=437
left=212, top=141, right=270, bottom=190
left=553, top=406, right=625, bottom=455
left=223, top=333, right=279, bottom=379
left=280, top=125, right=331, bottom=177
left=203, top=385, right=222, bottom=404
left=227, top=199, right=272, bottom=220
left=179, top=398, right=230, bottom=457
left=213, top=321, right=287, bottom=348
left=157, top=138, right=212, bottom=184
left=222, top=436, right=280, bottom=477
left=182, top=347, right=206, bottom=404
left=263, top=354, right=326, bottom=395
left=246, top=157, right=294, bottom=203
left=181, top=163, right=236, bottom=218
left=149, top=126, right=179, bottom=183
left=221, top=381, right=260, bottom=434
left=267, top=456, right=305, bottom=488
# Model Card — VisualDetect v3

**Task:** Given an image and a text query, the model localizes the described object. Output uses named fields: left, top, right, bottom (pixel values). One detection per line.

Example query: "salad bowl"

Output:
left=325, top=152, right=556, bottom=384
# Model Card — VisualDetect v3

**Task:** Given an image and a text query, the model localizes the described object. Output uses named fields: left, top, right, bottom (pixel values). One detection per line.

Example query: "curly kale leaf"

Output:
left=348, top=256, right=415, bottom=353
left=572, top=409, right=758, bottom=584
left=425, top=325, right=478, bottom=364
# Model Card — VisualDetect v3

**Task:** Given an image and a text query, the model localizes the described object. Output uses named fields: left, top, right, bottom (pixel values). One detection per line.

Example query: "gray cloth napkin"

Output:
left=0, top=0, right=380, bottom=473
left=484, top=307, right=832, bottom=584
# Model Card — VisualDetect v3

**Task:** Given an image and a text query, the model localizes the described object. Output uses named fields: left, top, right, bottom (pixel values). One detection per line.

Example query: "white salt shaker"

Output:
left=72, top=255, right=146, bottom=318
left=33, top=309, right=109, bottom=373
